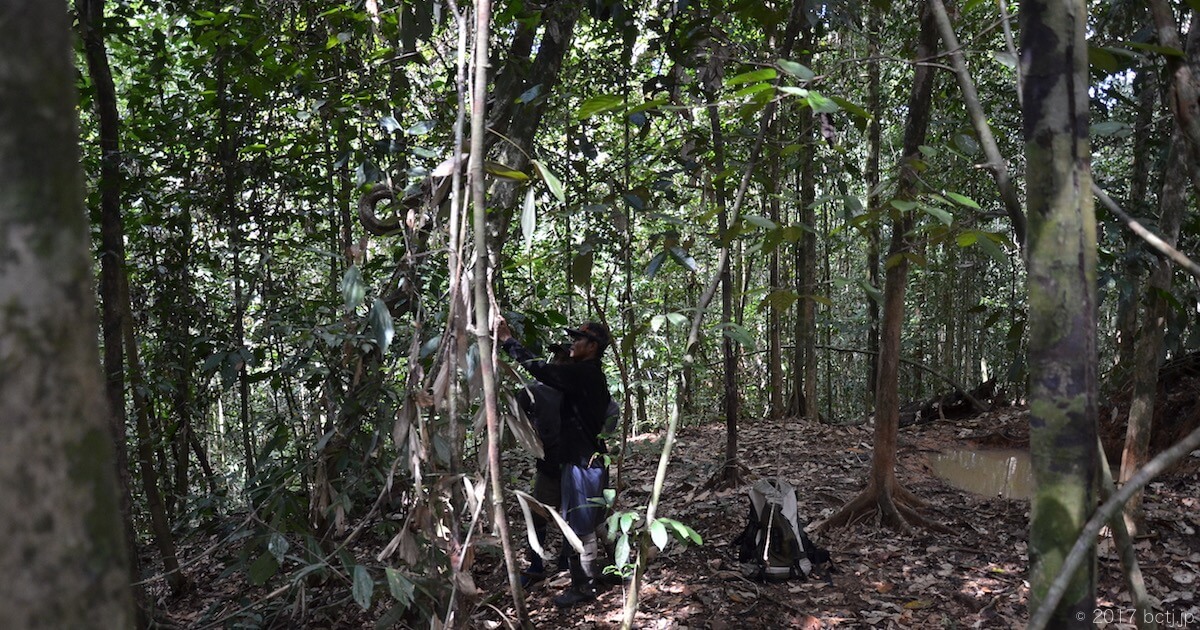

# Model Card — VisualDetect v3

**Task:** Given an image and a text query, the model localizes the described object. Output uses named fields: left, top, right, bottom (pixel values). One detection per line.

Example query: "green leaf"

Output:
left=831, top=96, right=869, bottom=120
left=521, top=187, right=536, bottom=252
left=743, top=215, right=778, bottom=230
left=806, top=91, right=841, bottom=113
left=777, top=59, right=815, bottom=81
left=759, top=289, right=800, bottom=313
left=532, top=160, right=566, bottom=203
left=727, top=68, right=777, bottom=86
left=405, top=119, right=435, bottom=135
left=577, top=94, right=624, bottom=119
left=649, top=519, right=669, bottom=551
left=268, top=533, right=288, bottom=564
left=353, top=565, right=373, bottom=610
left=515, top=83, right=543, bottom=104
left=603, top=488, right=617, bottom=506
left=668, top=246, right=698, bottom=272
left=945, top=191, right=980, bottom=209
left=917, top=202, right=953, bottom=226
left=385, top=568, right=415, bottom=608
left=721, top=323, right=755, bottom=348
left=779, top=86, right=809, bottom=99
left=975, top=235, right=1008, bottom=264
left=615, top=532, right=631, bottom=567
left=857, top=279, right=883, bottom=304
left=890, top=199, right=918, bottom=212
left=666, top=312, right=689, bottom=327
left=1125, top=41, right=1184, bottom=57
left=341, top=265, right=366, bottom=310
left=484, top=161, right=529, bottom=181
left=620, top=511, right=635, bottom=534
left=379, top=116, right=401, bottom=133
left=956, top=231, right=980, bottom=247
left=369, top=298, right=394, bottom=352
left=645, top=251, right=668, bottom=278
left=734, top=82, right=776, bottom=99
left=247, top=553, right=278, bottom=586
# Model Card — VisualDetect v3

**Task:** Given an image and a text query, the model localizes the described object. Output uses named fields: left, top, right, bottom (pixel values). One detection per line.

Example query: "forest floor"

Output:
left=479, top=405, right=1200, bottom=629
left=151, top=396, right=1200, bottom=629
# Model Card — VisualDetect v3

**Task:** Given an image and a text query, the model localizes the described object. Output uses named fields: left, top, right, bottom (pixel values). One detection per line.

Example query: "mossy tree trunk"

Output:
left=1022, top=0, right=1099, bottom=625
left=0, top=0, right=134, bottom=625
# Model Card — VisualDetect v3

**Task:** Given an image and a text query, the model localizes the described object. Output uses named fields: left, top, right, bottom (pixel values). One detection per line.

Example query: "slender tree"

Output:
left=820, top=0, right=939, bottom=531
left=0, top=0, right=134, bottom=624
left=1022, top=0, right=1099, bottom=625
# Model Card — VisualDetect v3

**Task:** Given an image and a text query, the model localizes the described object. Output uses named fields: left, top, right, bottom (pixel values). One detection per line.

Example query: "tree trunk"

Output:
left=1113, top=69, right=1157, bottom=391
left=768, top=120, right=784, bottom=420
left=74, top=0, right=147, bottom=623
left=1022, top=0, right=1098, bottom=625
left=821, top=0, right=939, bottom=533
left=0, top=1, right=135, bottom=622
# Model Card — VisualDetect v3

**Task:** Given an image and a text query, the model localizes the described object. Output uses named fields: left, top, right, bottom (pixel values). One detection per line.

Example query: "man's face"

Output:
left=568, top=325, right=600, bottom=360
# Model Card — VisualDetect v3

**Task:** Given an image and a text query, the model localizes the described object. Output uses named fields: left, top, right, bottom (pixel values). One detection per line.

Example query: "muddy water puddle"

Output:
left=930, top=448, right=1032, bottom=500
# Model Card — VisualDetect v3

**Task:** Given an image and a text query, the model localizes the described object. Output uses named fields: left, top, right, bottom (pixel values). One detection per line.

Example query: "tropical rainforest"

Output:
left=1, top=0, right=1199, bottom=628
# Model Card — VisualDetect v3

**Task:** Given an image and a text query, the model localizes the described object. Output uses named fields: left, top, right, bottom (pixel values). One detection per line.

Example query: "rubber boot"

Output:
left=521, top=525, right=549, bottom=588
left=553, top=534, right=599, bottom=608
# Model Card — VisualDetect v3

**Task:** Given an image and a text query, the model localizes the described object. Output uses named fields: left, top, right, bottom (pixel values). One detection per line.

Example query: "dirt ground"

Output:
left=482, top=407, right=1200, bottom=629
left=150, top=401, right=1200, bottom=629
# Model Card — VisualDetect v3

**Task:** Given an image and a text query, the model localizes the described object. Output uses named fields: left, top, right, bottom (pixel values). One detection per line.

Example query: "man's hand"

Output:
left=496, top=319, right=512, bottom=343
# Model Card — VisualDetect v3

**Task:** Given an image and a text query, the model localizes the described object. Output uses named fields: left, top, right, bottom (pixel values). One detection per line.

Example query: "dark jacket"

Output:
left=502, top=338, right=611, bottom=466
left=518, top=381, right=564, bottom=476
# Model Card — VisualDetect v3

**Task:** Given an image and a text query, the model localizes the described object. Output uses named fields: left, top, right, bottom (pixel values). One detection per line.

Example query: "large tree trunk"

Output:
left=821, top=0, right=939, bottom=533
left=74, top=0, right=147, bottom=623
left=0, top=1, right=135, bottom=623
left=1022, top=0, right=1098, bottom=625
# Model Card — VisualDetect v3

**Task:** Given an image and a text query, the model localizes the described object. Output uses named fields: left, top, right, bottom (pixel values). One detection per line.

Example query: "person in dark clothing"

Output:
left=497, top=320, right=613, bottom=609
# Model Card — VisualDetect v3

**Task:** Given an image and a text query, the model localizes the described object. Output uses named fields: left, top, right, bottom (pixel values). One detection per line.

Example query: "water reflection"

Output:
left=930, top=449, right=1032, bottom=500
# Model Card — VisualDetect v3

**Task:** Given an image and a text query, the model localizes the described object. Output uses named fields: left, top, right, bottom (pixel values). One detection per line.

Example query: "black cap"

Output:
left=565, top=322, right=611, bottom=350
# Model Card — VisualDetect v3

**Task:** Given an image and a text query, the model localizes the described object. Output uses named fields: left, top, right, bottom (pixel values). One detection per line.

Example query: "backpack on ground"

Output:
left=732, top=478, right=831, bottom=582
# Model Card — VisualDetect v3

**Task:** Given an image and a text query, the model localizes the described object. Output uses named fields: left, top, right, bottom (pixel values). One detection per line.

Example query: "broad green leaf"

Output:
left=890, top=199, right=918, bottom=212
left=1088, top=46, right=1119, bottom=72
left=379, top=116, right=401, bottom=132
left=917, top=202, right=953, bottom=226
left=1125, top=41, right=1184, bottom=57
left=992, top=51, right=1017, bottom=69
left=808, top=294, right=834, bottom=308
left=532, top=159, right=566, bottom=203
left=976, top=235, right=1008, bottom=264
left=727, top=68, right=777, bottom=86
left=247, top=553, right=278, bottom=586
left=807, top=91, right=841, bottom=114
left=628, top=96, right=667, bottom=114
left=945, top=191, right=980, bottom=209
left=341, top=265, right=366, bottom=310
left=649, top=519, right=669, bottom=551
left=620, top=511, right=635, bottom=534
left=385, top=568, right=415, bottom=607
left=743, top=215, right=778, bottom=230
left=369, top=298, right=394, bottom=352
left=857, top=279, right=883, bottom=304
left=734, top=82, right=775, bottom=99
left=602, top=488, right=617, bottom=506
left=521, top=187, right=536, bottom=252
left=268, top=533, right=288, bottom=564
left=759, top=289, right=800, bottom=313
left=645, top=251, right=668, bottom=278
left=515, top=83, right=543, bottom=104
left=831, top=96, right=869, bottom=120
left=779, top=86, right=809, bottom=99
left=650, top=314, right=666, bottom=333
left=484, top=161, right=529, bottom=181
left=405, top=119, right=435, bottom=135
left=615, top=532, right=631, bottom=568
left=577, top=94, right=624, bottom=119
left=777, top=59, right=815, bottom=81
left=668, top=246, right=698, bottom=272
left=722, top=323, right=755, bottom=348
left=353, top=565, right=373, bottom=610
left=666, top=312, right=689, bottom=327
left=956, top=231, right=980, bottom=247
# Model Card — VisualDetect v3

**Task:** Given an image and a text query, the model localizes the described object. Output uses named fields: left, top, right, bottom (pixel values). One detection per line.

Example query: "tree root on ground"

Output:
left=817, top=480, right=952, bottom=534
